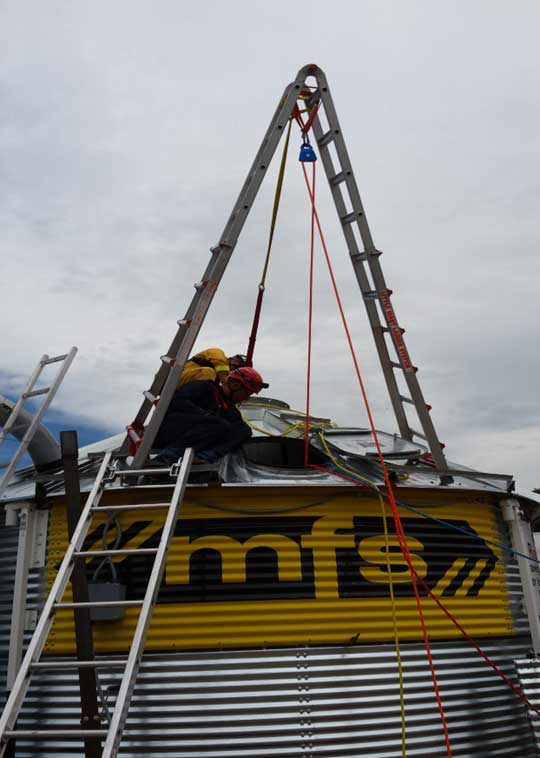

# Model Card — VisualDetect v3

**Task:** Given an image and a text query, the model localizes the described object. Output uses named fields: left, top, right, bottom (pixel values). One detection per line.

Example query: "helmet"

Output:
left=228, top=367, right=268, bottom=394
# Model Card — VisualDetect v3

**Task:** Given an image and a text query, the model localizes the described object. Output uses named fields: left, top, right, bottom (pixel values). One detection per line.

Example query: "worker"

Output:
left=155, top=366, right=268, bottom=464
left=177, top=348, right=247, bottom=388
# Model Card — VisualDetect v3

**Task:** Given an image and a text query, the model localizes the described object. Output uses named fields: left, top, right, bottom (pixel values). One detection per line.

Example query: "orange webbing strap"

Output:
left=245, top=119, right=293, bottom=366
left=300, top=161, right=452, bottom=757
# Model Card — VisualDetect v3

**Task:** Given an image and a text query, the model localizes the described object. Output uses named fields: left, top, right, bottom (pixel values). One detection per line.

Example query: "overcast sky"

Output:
left=1, top=1, right=539, bottom=495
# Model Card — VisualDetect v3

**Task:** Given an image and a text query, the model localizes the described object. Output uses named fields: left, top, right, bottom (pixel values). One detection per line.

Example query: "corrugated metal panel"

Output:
left=43, top=489, right=515, bottom=653
left=0, top=507, right=18, bottom=702
left=515, top=658, right=540, bottom=751
left=13, top=638, right=538, bottom=757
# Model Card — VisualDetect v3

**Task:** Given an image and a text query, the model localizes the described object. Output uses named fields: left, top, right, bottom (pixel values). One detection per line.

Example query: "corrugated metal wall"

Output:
left=0, top=508, right=18, bottom=704
left=13, top=638, right=538, bottom=757
left=45, top=488, right=516, bottom=653
left=4, top=489, right=538, bottom=756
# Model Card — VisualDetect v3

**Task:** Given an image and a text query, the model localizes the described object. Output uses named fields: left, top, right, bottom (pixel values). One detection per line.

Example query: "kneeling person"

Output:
left=155, top=367, right=268, bottom=464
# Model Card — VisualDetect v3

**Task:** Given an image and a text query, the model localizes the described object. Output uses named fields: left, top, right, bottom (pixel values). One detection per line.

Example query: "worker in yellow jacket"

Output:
left=177, top=348, right=246, bottom=388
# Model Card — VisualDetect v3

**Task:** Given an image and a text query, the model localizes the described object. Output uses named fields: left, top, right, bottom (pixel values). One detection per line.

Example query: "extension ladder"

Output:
left=0, top=447, right=194, bottom=758
left=125, top=65, right=448, bottom=476
left=0, top=347, right=78, bottom=498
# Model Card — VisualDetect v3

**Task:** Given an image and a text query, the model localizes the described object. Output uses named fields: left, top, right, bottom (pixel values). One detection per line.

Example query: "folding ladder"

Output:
left=124, top=64, right=449, bottom=476
left=0, top=447, right=194, bottom=758
left=0, top=347, right=78, bottom=498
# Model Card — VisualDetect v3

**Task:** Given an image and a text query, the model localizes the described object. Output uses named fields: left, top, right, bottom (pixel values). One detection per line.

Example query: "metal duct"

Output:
left=0, top=395, right=61, bottom=467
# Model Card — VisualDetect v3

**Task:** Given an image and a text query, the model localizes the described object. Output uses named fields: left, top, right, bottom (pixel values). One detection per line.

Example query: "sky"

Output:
left=1, top=1, right=539, bottom=495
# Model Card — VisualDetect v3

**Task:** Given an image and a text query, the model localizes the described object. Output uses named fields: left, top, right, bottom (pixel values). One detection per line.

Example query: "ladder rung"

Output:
left=340, top=211, right=360, bottom=225
left=363, top=290, right=379, bottom=300
left=319, top=129, right=335, bottom=147
left=143, top=390, right=158, bottom=405
left=90, top=502, right=172, bottom=513
left=54, top=600, right=144, bottom=610
left=31, top=659, right=126, bottom=669
left=22, top=387, right=50, bottom=399
left=42, top=353, right=69, bottom=365
left=409, top=428, right=427, bottom=441
left=390, top=361, right=402, bottom=369
left=73, top=548, right=159, bottom=558
left=351, top=249, right=381, bottom=263
left=330, top=171, right=347, bottom=186
left=306, top=89, right=321, bottom=108
left=350, top=251, right=369, bottom=263
left=4, top=730, right=108, bottom=739
left=113, top=466, right=174, bottom=477
left=399, top=395, right=414, bottom=405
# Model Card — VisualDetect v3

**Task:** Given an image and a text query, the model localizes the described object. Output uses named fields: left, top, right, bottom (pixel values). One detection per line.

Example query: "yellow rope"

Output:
left=260, top=118, right=293, bottom=287
left=316, top=433, right=407, bottom=755
left=379, top=492, right=407, bottom=758
left=243, top=417, right=334, bottom=438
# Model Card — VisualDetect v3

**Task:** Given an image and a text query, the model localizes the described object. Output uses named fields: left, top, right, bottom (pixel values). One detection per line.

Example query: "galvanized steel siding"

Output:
left=0, top=508, right=18, bottom=702
left=14, top=638, right=537, bottom=757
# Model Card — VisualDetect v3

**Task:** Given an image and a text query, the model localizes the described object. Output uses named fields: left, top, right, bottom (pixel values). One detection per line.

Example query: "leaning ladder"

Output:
left=0, top=448, right=194, bottom=758
left=0, top=347, right=78, bottom=499
left=125, top=63, right=449, bottom=474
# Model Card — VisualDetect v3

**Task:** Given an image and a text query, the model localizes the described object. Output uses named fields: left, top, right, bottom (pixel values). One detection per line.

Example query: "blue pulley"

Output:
left=299, top=141, right=317, bottom=162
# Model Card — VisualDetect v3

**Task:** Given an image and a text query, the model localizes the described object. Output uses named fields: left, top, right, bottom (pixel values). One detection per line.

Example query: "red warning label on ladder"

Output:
left=378, top=290, right=414, bottom=372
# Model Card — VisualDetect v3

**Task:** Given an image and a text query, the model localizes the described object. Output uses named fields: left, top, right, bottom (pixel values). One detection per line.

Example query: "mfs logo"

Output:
left=81, top=514, right=499, bottom=605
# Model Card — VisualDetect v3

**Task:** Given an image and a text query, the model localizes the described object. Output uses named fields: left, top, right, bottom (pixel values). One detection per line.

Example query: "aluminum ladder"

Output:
left=125, top=63, right=448, bottom=476
left=0, top=447, right=194, bottom=758
left=0, top=347, right=78, bottom=498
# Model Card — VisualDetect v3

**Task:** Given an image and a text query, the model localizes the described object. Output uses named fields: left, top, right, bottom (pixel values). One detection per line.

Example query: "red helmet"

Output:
left=228, top=367, right=268, bottom=394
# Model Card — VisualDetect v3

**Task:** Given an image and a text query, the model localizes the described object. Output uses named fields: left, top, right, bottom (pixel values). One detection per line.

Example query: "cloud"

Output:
left=1, top=1, right=539, bottom=493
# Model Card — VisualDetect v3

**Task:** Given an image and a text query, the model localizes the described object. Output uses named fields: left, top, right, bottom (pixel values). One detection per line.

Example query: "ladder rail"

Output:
left=0, top=451, right=112, bottom=751
left=307, top=78, right=448, bottom=470
left=101, top=448, right=194, bottom=758
left=308, top=103, right=411, bottom=440
left=129, top=67, right=320, bottom=468
left=0, top=355, right=48, bottom=447
left=0, top=347, right=78, bottom=499
left=126, top=64, right=447, bottom=473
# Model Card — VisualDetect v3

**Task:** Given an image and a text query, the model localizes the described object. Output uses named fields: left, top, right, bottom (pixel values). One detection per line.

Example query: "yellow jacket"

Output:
left=177, top=348, right=230, bottom=388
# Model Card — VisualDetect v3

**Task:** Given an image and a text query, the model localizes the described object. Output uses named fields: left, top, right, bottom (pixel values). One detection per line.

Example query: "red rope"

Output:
left=301, top=163, right=453, bottom=756
left=304, top=163, right=316, bottom=466
left=311, top=461, right=540, bottom=720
